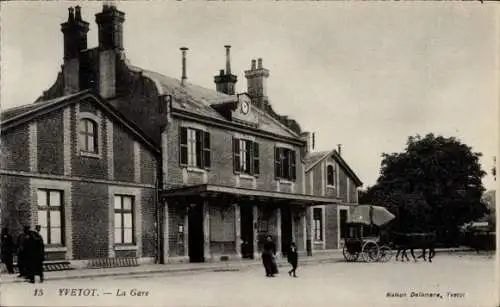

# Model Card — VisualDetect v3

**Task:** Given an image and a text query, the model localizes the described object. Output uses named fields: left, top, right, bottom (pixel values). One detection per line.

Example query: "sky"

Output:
left=1, top=1, right=498, bottom=191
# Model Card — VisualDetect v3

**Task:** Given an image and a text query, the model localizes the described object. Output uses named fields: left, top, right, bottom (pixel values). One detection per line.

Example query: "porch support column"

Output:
left=203, top=201, right=211, bottom=261
left=306, top=206, right=313, bottom=256
left=253, top=205, right=259, bottom=259
left=302, top=207, right=307, bottom=253
left=276, top=207, right=282, bottom=258
left=234, top=203, right=242, bottom=258
left=184, top=213, right=189, bottom=259
left=162, top=202, right=169, bottom=263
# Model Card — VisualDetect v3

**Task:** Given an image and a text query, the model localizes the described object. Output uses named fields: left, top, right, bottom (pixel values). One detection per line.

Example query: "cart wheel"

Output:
left=378, top=245, right=393, bottom=262
left=343, top=245, right=360, bottom=262
left=361, top=241, right=379, bottom=262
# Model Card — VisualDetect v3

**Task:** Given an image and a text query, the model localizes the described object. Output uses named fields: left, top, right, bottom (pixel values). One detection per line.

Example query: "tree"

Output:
left=361, top=133, right=488, bottom=240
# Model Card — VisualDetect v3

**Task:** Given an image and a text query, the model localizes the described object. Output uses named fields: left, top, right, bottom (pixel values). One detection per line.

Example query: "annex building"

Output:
left=0, top=5, right=362, bottom=267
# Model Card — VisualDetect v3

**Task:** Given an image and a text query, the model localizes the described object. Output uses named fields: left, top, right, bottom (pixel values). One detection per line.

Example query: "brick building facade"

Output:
left=1, top=4, right=362, bottom=266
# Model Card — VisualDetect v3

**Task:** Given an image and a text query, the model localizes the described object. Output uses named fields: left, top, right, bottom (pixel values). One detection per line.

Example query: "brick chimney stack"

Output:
left=60, top=6, right=90, bottom=95
left=214, top=45, right=238, bottom=95
left=244, top=58, right=269, bottom=109
left=94, top=4, right=125, bottom=99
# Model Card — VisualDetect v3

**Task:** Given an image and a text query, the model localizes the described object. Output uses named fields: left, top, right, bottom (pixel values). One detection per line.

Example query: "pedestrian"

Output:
left=287, top=242, right=298, bottom=278
left=16, top=226, right=30, bottom=278
left=1, top=228, right=15, bottom=274
left=26, top=225, right=44, bottom=283
left=262, top=235, right=277, bottom=277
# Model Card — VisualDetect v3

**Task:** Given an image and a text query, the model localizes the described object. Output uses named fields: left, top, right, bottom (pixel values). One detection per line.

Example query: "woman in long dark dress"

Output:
left=262, top=236, right=277, bottom=277
left=287, top=242, right=298, bottom=277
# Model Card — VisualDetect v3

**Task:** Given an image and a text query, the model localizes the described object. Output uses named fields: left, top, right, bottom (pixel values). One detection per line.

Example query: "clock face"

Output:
left=241, top=101, right=249, bottom=114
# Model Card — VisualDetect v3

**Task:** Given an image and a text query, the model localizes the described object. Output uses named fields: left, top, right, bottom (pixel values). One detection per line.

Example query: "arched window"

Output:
left=79, top=118, right=98, bottom=153
left=327, top=165, right=334, bottom=186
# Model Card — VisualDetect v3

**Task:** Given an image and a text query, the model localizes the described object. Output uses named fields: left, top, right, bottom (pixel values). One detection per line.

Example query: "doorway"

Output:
left=240, top=204, right=254, bottom=259
left=188, top=203, right=204, bottom=263
left=280, top=206, right=292, bottom=257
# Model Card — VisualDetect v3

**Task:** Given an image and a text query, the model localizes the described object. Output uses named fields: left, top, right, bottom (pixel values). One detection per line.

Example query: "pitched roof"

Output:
left=1, top=90, right=160, bottom=155
left=132, top=65, right=299, bottom=139
left=305, top=149, right=363, bottom=187
left=1, top=94, right=79, bottom=122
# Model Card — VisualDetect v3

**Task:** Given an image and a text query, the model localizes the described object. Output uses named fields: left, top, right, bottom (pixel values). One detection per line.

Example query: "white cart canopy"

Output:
left=347, top=205, right=395, bottom=226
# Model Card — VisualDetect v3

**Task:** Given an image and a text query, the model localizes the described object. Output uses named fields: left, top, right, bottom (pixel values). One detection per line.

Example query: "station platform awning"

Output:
left=160, top=184, right=343, bottom=206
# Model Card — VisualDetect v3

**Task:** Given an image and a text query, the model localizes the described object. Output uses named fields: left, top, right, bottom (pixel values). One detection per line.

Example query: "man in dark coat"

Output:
left=287, top=242, right=298, bottom=278
left=262, top=235, right=277, bottom=277
left=26, top=225, right=44, bottom=283
left=16, top=226, right=31, bottom=278
left=1, top=228, right=15, bottom=274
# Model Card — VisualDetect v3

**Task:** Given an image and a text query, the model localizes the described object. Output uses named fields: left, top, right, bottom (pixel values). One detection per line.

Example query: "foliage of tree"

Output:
left=360, top=133, right=488, bottom=239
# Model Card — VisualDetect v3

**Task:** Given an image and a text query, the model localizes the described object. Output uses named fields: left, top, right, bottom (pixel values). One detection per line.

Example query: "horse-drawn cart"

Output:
left=342, top=205, right=395, bottom=262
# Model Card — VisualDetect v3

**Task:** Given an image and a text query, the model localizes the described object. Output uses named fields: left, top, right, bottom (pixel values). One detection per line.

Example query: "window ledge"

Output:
left=80, top=151, right=101, bottom=159
left=186, top=167, right=207, bottom=174
left=279, top=179, right=294, bottom=185
left=238, top=174, right=255, bottom=180
left=327, top=185, right=336, bottom=188
left=314, top=241, right=324, bottom=244
left=46, top=246, right=67, bottom=252
left=114, top=245, right=138, bottom=251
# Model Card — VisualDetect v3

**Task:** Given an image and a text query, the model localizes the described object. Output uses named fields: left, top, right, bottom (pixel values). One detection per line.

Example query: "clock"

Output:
left=241, top=101, right=250, bottom=114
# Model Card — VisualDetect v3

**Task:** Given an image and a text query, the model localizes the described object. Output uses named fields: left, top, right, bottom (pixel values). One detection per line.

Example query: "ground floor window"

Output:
left=114, top=195, right=135, bottom=245
left=37, top=189, right=64, bottom=246
left=313, top=207, right=323, bottom=241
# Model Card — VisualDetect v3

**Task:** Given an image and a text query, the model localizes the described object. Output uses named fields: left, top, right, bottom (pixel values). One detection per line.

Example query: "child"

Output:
left=287, top=242, right=298, bottom=277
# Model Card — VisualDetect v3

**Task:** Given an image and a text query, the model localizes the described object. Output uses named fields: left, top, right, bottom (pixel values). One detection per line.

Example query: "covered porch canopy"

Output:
left=160, top=184, right=341, bottom=206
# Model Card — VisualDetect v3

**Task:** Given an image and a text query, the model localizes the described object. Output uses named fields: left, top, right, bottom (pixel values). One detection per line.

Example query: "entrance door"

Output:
left=240, top=204, right=254, bottom=259
left=280, top=206, right=293, bottom=257
left=188, top=203, right=204, bottom=263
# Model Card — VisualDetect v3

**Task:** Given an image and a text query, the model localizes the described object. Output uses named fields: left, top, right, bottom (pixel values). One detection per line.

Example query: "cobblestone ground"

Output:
left=1, top=253, right=496, bottom=307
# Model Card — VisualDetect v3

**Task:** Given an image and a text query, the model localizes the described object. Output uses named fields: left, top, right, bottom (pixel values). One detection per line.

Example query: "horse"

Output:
left=392, top=232, right=436, bottom=262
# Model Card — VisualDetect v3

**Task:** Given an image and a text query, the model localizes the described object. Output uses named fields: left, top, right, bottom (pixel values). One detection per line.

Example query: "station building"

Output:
left=0, top=4, right=362, bottom=267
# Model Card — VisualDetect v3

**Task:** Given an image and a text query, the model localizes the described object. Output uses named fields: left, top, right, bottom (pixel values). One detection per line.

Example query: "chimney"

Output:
left=95, top=4, right=125, bottom=99
left=244, top=58, right=270, bottom=109
left=225, top=45, right=232, bottom=75
left=214, top=45, right=237, bottom=95
left=61, top=6, right=90, bottom=94
left=300, top=132, right=312, bottom=155
left=337, top=144, right=342, bottom=156
left=95, top=3, right=125, bottom=51
left=312, top=132, right=315, bottom=150
left=180, top=47, right=188, bottom=86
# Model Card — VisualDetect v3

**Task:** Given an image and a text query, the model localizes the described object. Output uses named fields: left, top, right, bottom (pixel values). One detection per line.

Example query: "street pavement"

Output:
left=0, top=253, right=496, bottom=307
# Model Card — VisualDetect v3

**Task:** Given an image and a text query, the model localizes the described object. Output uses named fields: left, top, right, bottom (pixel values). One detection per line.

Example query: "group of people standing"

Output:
left=261, top=236, right=298, bottom=278
left=1, top=225, right=45, bottom=283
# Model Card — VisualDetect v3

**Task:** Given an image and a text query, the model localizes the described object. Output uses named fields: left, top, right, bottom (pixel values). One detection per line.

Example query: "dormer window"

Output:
left=327, top=164, right=335, bottom=186
left=79, top=118, right=98, bottom=153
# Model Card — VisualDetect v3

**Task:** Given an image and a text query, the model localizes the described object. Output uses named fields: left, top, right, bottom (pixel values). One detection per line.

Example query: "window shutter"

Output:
left=274, top=147, right=281, bottom=179
left=233, top=137, right=240, bottom=174
left=195, top=130, right=203, bottom=168
left=290, top=150, right=296, bottom=180
left=253, top=142, right=260, bottom=176
left=203, top=131, right=211, bottom=169
left=179, top=127, right=188, bottom=166
left=245, top=140, right=252, bottom=174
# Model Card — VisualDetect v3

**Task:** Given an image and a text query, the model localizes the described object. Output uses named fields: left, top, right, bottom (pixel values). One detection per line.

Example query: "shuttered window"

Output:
left=274, top=146, right=297, bottom=181
left=233, top=138, right=259, bottom=176
left=179, top=127, right=211, bottom=169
